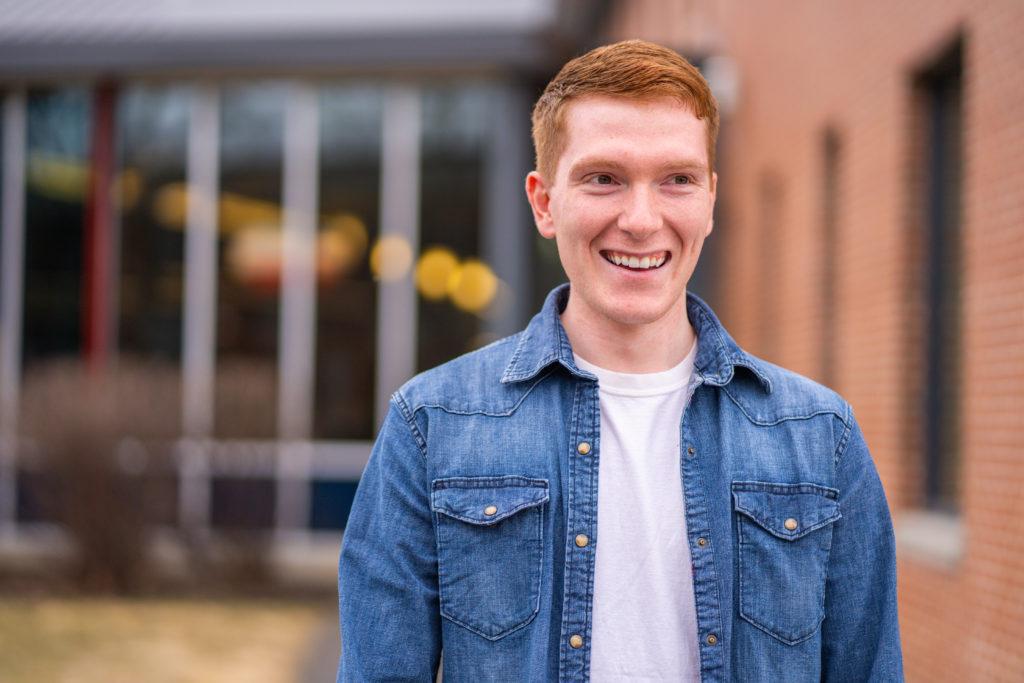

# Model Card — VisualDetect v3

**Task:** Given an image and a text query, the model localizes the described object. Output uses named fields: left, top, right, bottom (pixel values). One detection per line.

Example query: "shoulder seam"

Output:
left=832, top=402, right=855, bottom=468
left=392, top=390, right=428, bottom=459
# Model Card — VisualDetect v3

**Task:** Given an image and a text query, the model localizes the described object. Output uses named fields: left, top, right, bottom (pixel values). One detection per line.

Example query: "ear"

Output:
left=705, top=171, right=718, bottom=237
left=525, top=171, right=556, bottom=239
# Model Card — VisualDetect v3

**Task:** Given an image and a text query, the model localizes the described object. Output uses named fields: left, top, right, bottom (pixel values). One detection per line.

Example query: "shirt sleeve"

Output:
left=337, top=394, right=441, bottom=682
left=821, top=411, right=905, bottom=681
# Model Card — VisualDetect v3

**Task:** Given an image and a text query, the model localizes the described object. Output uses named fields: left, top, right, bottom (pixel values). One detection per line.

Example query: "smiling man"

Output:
left=338, top=40, right=903, bottom=682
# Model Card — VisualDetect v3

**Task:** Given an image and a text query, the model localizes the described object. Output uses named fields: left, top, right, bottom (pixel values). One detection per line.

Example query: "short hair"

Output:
left=531, top=39, right=719, bottom=181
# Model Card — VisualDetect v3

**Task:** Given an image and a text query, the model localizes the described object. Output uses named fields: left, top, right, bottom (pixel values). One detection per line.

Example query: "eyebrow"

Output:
left=569, top=156, right=709, bottom=177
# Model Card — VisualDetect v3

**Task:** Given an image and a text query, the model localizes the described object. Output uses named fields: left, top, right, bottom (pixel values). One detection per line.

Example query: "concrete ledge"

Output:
left=895, top=510, right=964, bottom=570
left=0, top=525, right=341, bottom=590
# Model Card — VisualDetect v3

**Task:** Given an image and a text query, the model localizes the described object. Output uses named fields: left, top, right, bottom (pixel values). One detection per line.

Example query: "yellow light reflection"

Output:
left=415, top=247, right=459, bottom=301
left=226, top=224, right=282, bottom=292
left=26, top=155, right=143, bottom=209
left=370, top=235, right=414, bottom=282
left=220, top=193, right=279, bottom=233
left=153, top=182, right=188, bottom=227
left=114, top=168, right=143, bottom=210
left=448, top=259, right=498, bottom=313
left=153, top=184, right=283, bottom=234
left=27, top=153, right=88, bottom=202
left=318, top=213, right=368, bottom=282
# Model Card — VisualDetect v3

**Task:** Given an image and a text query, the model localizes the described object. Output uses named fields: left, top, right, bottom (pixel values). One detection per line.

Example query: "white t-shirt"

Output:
left=574, top=341, right=700, bottom=682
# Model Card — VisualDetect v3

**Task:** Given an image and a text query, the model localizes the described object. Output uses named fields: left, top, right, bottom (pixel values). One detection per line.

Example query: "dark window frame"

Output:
left=913, top=37, right=964, bottom=513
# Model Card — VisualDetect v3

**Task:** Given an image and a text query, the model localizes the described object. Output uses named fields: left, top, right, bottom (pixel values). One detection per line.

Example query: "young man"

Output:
left=339, top=40, right=903, bottom=682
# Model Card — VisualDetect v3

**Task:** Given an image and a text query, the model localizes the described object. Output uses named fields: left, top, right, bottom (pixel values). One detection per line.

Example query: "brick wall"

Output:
left=606, top=1, right=1024, bottom=680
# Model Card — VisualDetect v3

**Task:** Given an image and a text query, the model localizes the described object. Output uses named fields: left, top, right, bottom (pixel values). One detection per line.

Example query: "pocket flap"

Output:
left=732, top=481, right=841, bottom=541
left=432, top=476, right=549, bottom=526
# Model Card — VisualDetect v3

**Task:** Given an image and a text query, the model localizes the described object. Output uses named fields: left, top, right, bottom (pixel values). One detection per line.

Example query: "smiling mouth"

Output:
left=600, top=250, right=670, bottom=271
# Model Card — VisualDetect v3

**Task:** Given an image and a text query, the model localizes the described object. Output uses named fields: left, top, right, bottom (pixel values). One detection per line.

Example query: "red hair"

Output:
left=531, top=39, right=719, bottom=180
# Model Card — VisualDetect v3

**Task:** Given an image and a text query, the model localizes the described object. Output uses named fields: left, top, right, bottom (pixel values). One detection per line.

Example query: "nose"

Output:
left=617, top=185, right=662, bottom=238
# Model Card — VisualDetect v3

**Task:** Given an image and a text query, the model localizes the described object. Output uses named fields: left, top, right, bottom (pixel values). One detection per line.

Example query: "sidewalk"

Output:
left=296, top=612, right=340, bottom=682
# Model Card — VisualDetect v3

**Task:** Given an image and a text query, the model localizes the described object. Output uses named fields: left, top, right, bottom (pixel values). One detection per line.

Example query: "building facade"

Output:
left=604, top=0, right=1024, bottom=680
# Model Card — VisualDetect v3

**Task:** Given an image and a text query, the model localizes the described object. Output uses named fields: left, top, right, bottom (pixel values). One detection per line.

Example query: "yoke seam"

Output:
left=411, top=367, right=555, bottom=418
left=720, top=383, right=846, bottom=426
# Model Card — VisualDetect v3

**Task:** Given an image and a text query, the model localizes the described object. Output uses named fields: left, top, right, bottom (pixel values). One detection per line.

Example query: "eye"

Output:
left=672, top=175, right=692, bottom=185
left=588, top=173, right=615, bottom=185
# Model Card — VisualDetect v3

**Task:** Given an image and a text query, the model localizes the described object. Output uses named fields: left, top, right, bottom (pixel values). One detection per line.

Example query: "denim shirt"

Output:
left=338, top=284, right=904, bottom=682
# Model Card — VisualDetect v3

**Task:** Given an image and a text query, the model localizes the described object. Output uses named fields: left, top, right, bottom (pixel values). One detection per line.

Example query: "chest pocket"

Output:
left=732, top=481, right=841, bottom=645
left=431, top=476, right=548, bottom=640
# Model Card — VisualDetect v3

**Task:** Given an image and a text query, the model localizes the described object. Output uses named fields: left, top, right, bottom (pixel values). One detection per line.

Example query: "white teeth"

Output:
left=604, top=251, right=667, bottom=270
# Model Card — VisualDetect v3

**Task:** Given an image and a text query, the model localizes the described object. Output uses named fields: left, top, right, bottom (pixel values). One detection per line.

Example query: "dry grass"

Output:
left=0, top=596, right=334, bottom=683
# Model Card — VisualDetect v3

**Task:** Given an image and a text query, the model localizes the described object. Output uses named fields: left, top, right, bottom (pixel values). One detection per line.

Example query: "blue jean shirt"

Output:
left=338, top=284, right=904, bottom=682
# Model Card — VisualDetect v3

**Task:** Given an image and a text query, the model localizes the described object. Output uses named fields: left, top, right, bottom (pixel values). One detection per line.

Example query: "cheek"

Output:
left=564, top=196, right=616, bottom=226
left=676, top=204, right=714, bottom=238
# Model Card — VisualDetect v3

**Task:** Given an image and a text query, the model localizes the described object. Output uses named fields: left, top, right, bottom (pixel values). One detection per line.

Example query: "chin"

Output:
left=600, top=300, right=674, bottom=327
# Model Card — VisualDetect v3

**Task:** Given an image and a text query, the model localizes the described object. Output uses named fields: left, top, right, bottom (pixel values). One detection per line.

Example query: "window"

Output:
left=417, top=84, right=494, bottom=371
left=314, top=85, right=382, bottom=440
left=309, top=479, right=358, bottom=530
left=914, top=39, right=963, bottom=512
left=214, top=84, right=286, bottom=439
left=21, top=88, right=90, bottom=371
left=117, top=85, right=188, bottom=367
left=820, top=129, right=841, bottom=387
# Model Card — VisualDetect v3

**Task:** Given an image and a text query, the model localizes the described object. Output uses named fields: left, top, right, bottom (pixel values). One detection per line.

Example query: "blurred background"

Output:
left=0, top=0, right=1020, bottom=681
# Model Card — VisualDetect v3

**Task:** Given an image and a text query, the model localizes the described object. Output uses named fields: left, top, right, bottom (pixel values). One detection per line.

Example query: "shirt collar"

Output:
left=500, top=283, right=773, bottom=394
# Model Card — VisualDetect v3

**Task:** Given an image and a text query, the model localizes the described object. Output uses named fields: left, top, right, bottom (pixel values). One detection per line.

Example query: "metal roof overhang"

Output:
left=0, top=0, right=610, bottom=82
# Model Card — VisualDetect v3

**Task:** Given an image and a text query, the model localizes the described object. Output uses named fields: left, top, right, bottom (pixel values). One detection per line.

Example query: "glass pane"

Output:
left=22, top=88, right=90, bottom=371
left=15, top=468, right=57, bottom=523
left=210, top=477, right=275, bottom=529
left=215, top=84, right=285, bottom=439
left=0, top=95, right=4, bottom=279
left=309, top=479, right=358, bottom=530
left=416, top=84, right=494, bottom=372
left=314, top=85, right=382, bottom=440
left=116, top=85, right=188, bottom=378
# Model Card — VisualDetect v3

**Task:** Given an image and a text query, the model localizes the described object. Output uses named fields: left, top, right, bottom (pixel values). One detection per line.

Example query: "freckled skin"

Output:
left=525, top=95, right=717, bottom=371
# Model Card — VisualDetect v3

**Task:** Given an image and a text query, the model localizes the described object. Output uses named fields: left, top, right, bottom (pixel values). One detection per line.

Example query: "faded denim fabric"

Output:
left=338, top=284, right=904, bottom=682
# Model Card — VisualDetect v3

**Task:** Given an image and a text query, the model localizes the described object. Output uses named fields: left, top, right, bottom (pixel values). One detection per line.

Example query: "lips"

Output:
left=600, top=250, right=669, bottom=270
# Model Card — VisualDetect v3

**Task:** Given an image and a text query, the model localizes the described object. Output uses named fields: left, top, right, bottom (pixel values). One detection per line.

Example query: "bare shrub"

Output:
left=18, top=357, right=180, bottom=593
left=17, top=356, right=287, bottom=593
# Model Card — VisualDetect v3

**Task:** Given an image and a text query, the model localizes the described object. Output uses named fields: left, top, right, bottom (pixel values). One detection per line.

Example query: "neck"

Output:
left=560, top=293, right=696, bottom=374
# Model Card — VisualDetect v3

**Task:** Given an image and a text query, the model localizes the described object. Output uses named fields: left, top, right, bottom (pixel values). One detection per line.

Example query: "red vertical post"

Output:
left=83, top=82, right=117, bottom=374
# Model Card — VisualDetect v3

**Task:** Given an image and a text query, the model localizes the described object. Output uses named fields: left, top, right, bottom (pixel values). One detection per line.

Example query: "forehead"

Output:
left=557, top=95, right=708, bottom=176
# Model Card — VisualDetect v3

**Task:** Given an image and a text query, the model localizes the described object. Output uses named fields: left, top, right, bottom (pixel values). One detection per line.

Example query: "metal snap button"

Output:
left=484, top=505, right=498, bottom=516
left=569, top=634, right=584, bottom=648
left=575, top=534, right=589, bottom=548
left=706, top=633, right=718, bottom=645
left=577, top=441, right=591, bottom=455
left=784, top=518, right=798, bottom=531
left=697, top=537, right=707, bottom=547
